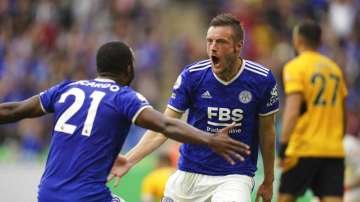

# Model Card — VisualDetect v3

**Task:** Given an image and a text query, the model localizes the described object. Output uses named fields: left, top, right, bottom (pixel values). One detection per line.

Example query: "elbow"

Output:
left=156, top=117, right=173, bottom=136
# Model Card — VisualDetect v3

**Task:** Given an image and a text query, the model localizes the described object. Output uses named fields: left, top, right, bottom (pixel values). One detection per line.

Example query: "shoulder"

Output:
left=183, top=59, right=211, bottom=74
left=176, top=59, right=211, bottom=86
left=283, top=56, right=302, bottom=71
left=41, top=80, right=74, bottom=94
left=116, top=86, right=140, bottom=98
left=243, top=60, right=275, bottom=83
left=57, top=79, right=76, bottom=88
left=116, top=86, right=149, bottom=103
left=320, top=54, right=342, bottom=72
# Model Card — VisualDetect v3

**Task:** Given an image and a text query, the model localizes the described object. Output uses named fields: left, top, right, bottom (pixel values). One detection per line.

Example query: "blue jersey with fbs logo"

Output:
left=38, top=78, right=151, bottom=202
left=168, top=59, right=279, bottom=176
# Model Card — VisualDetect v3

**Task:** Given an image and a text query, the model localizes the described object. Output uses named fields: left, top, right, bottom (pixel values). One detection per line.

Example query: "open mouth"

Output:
left=211, top=56, right=220, bottom=65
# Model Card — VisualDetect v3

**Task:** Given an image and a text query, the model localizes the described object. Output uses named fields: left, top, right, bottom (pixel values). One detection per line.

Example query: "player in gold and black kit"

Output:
left=278, top=21, right=347, bottom=202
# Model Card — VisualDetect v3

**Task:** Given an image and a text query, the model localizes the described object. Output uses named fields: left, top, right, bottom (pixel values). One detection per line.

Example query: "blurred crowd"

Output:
left=0, top=0, right=359, bottom=161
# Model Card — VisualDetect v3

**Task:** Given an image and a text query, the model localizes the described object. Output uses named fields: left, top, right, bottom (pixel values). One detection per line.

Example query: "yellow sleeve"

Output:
left=141, top=173, right=154, bottom=196
left=283, top=61, right=304, bottom=94
left=340, top=72, right=348, bottom=98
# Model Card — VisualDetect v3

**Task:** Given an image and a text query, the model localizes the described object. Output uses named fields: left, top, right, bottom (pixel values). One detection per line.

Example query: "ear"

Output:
left=235, top=40, right=243, bottom=53
left=293, top=35, right=303, bottom=50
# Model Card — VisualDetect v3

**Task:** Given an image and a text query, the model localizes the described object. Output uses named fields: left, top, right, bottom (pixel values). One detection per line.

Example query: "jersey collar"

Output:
left=94, top=78, right=116, bottom=83
left=212, top=59, right=245, bottom=86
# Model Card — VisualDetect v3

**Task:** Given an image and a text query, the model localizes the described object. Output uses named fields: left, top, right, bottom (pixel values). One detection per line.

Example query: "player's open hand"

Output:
left=209, top=123, right=250, bottom=165
left=107, top=155, right=133, bottom=187
left=255, top=181, right=273, bottom=202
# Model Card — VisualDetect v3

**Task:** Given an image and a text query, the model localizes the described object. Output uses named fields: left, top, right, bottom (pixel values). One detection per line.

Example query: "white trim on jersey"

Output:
left=189, top=65, right=211, bottom=72
left=212, top=59, right=245, bottom=86
left=188, top=60, right=211, bottom=70
left=245, top=60, right=269, bottom=72
left=131, top=105, right=153, bottom=123
left=94, top=78, right=116, bottom=83
left=167, top=105, right=186, bottom=113
left=245, top=63, right=269, bottom=74
left=244, top=66, right=268, bottom=77
left=258, top=108, right=279, bottom=116
left=38, top=94, right=48, bottom=113
left=207, top=121, right=242, bottom=127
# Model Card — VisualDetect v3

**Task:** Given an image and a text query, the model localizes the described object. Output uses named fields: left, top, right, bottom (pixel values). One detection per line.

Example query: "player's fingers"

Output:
left=222, top=153, right=235, bottom=165
left=229, top=146, right=250, bottom=156
left=227, top=150, right=245, bottom=162
left=107, top=173, right=114, bottom=182
left=227, top=138, right=250, bottom=150
left=219, top=122, right=236, bottom=135
left=114, top=176, right=120, bottom=187
left=227, top=139, right=250, bottom=152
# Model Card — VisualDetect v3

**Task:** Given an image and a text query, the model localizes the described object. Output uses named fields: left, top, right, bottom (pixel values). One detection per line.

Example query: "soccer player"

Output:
left=141, top=152, right=175, bottom=202
left=278, top=21, right=348, bottom=202
left=0, top=41, right=250, bottom=202
left=109, top=13, right=279, bottom=202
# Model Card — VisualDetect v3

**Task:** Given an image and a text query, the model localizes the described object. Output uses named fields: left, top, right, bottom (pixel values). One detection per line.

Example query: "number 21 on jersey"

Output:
left=54, top=88, right=105, bottom=136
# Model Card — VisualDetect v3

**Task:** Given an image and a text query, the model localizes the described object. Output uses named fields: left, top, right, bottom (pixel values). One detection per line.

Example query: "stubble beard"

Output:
left=219, top=54, right=238, bottom=81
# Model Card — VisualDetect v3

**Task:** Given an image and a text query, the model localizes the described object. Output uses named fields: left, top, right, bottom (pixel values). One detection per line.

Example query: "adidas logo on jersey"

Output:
left=201, top=90, right=212, bottom=99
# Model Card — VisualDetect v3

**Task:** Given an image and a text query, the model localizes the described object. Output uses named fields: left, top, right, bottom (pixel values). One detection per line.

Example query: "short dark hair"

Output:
left=96, top=41, right=133, bottom=75
left=296, top=20, right=322, bottom=48
left=209, top=13, right=244, bottom=42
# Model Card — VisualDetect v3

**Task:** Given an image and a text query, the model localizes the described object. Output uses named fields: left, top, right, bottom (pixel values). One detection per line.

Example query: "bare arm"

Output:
left=108, top=107, right=250, bottom=186
left=135, top=107, right=249, bottom=159
left=135, top=108, right=214, bottom=145
left=280, top=93, right=302, bottom=144
left=259, top=113, right=276, bottom=185
left=126, top=107, right=181, bottom=166
left=0, top=95, right=45, bottom=124
left=255, top=113, right=276, bottom=202
left=343, top=98, right=347, bottom=137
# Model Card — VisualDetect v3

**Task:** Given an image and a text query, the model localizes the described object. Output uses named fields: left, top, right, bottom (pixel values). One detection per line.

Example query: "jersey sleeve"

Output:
left=259, top=71, right=280, bottom=116
left=340, top=71, right=348, bottom=98
left=167, top=69, right=191, bottom=113
left=39, top=80, right=72, bottom=113
left=118, top=89, right=152, bottom=123
left=283, top=61, right=304, bottom=94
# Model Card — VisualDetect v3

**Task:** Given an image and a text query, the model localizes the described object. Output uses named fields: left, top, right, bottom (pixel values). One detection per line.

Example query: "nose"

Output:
left=210, top=42, right=217, bottom=53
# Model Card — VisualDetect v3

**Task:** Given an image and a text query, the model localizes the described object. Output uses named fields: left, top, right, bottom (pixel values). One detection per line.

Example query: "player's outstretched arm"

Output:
left=256, top=113, right=276, bottom=202
left=136, top=108, right=250, bottom=161
left=107, top=107, right=250, bottom=186
left=108, top=107, right=180, bottom=187
left=0, top=95, right=45, bottom=124
left=126, top=108, right=180, bottom=165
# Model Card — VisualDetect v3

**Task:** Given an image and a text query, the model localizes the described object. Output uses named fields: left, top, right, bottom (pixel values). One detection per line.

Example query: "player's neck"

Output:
left=298, top=46, right=318, bottom=54
left=96, top=74, right=128, bottom=86
left=216, top=58, right=242, bottom=82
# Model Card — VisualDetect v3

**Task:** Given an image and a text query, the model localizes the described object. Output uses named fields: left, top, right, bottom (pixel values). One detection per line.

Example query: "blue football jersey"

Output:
left=168, top=59, right=279, bottom=176
left=38, top=78, right=151, bottom=202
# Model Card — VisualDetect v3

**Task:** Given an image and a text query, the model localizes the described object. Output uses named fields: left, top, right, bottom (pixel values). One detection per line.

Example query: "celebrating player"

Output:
left=110, top=13, right=279, bottom=202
